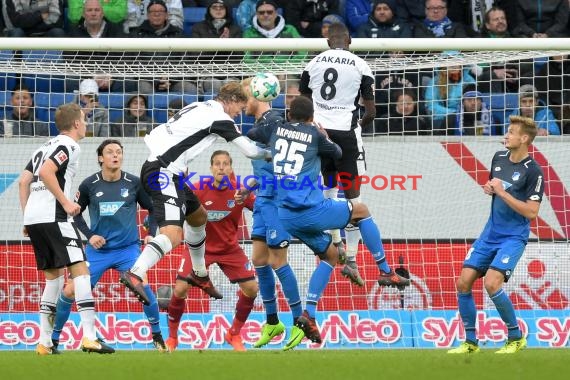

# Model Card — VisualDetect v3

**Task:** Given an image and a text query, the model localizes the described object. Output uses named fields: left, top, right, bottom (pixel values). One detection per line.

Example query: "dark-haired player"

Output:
left=51, top=139, right=165, bottom=352
left=248, top=96, right=409, bottom=350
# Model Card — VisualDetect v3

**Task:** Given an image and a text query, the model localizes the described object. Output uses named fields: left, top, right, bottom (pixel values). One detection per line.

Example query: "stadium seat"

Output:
left=183, top=7, right=207, bottom=36
left=271, top=94, right=286, bottom=110
left=21, top=50, right=63, bottom=63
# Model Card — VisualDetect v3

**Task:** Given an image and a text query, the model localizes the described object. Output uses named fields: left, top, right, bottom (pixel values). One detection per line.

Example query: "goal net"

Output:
left=0, top=38, right=568, bottom=351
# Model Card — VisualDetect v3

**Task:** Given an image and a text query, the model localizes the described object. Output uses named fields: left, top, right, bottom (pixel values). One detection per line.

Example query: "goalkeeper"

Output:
left=51, top=139, right=167, bottom=352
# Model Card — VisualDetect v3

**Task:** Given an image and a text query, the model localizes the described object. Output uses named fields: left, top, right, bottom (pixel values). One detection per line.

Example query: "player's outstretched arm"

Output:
left=232, top=136, right=271, bottom=160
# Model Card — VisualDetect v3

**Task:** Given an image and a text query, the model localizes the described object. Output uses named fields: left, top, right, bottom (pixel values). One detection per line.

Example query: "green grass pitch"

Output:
left=1, top=349, right=569, bottom=380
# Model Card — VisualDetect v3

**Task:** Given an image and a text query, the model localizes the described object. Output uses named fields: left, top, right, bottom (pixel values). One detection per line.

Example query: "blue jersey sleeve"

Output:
left=317, top=131, right=342, bottom=160
left=247, top=122, right=274, bottom=144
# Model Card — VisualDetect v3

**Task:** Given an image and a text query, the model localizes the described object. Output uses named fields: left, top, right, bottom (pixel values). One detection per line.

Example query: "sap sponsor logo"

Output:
left=422, top=312, right=528, bottom=347
left=99, top=201, right=125, bottom=216
left=207, top=210, right=230, bottom=222
left=96, top=191, right=104, bottom=197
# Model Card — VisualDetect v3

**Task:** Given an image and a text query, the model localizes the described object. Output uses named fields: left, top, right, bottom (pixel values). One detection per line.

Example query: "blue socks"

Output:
left=52, top=294, right=74, bottom=342
left=143, top=285, right=161, bottom=334
left=255, top=265, right=277, bottom=316
left=358, top=216, right=390, bottom=273
left=275, top=264, right=302, bottom=320
left=305, top=261, right=334, bottom=318
left=490, top=288, right=521, bottom=340
left=458, top=292, right=478, bottom=344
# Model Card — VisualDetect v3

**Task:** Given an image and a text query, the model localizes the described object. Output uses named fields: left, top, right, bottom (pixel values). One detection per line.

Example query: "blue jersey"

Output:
left=248, top=120, right=341, bottom=209
left=479, top=151, right=544, bottom=243
left=74, top=171, right=153, bottom=251
left=250, top=109, right=284, bottom=198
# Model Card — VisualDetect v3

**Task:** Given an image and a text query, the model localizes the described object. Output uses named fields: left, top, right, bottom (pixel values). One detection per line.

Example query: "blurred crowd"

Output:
left=1, top=0, right=570, bottom=137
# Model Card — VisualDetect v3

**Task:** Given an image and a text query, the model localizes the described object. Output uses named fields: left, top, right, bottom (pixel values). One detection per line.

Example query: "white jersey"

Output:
left=300, top=48, right=375, bottom=131
left=23, top=135, right=81, bottom=225
left=145, top=100, right=268, bottom=174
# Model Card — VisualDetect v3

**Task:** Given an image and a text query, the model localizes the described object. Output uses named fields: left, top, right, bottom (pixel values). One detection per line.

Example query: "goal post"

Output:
left=0, top=38, right=569, bottom=351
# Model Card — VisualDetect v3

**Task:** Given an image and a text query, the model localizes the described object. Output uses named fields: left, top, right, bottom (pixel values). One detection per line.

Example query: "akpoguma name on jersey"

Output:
left=276, top=127, right=313, bottom=143
left=315, top=56, right=356, bottom=66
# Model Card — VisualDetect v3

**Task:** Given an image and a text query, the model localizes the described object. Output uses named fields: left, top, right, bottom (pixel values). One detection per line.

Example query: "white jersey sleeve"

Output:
left=144, top=100, right=242, bottom=174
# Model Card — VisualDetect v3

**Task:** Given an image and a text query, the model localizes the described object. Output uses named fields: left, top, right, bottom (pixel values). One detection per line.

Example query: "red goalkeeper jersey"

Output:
left=193, top=182, right=255, bottom=255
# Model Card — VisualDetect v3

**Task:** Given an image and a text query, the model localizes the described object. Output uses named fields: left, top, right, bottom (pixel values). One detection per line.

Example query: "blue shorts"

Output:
left=86, top=244, right=140, bottom=286
left=279, top=198, right=352, bottom=255
left=251, top=196, right=291, bottom=249
left=463, top=238, right=526, bottom=281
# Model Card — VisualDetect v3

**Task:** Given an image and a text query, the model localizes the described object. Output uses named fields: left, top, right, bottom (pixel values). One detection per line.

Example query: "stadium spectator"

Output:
left=357, top=0, right=412, bottom=38
left=479, top=5, right=511, bottom=37
left=448, top=115, right=543, bottom=355
left=447, top=0, right=517, bottom=37
left=3, top=0, right=66, bottom=37
left=133, top=0, right=197, bottom=95
left=74, top=79, right=110, bottom=137
left=126, top=0, right=183, bottom=33
left=68, top=0, right=127, bottom=37
left=235, top=0, right=257, bottom=31
left=243, top=0, right=307, bottom=64
left=19, top=103, right=115, bottom=355
left=167, top=98, right=188, bottom=119
left=506, top=84, right=561, bottom=135
left=320, top=13, right=345, bottom=37
left=1, top=84, right=50, bottom=137
left=166, top=151, right=258, bottom=352
left=374, top=53, right=422, bottom=117
left=50, top=139, right=166, bottom=352
left=372, top=88, right=431, bottom=135
left=345, top=0, right=372, bottom=35
left=110, top=94, right=155, bottom=137
left=512, top=0, right=569, bottom=38
left=192, top=0, right=242, bottom=93
left=67, top=0, right=127, bottom=25
left=532, top=54, right=570, bottom=135
left=424, top=63, right=476, bottom=132
left=285, top=0, right=339, bottom=38
left=453, top=85, right=493, bottom=135
left=413, top=0, right=467, bottom=38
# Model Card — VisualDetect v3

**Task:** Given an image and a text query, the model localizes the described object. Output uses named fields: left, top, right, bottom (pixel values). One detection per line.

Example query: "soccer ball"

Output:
left=250, top=72, right=281, bottom=102
left=156, top=285, right=173, bottom=310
